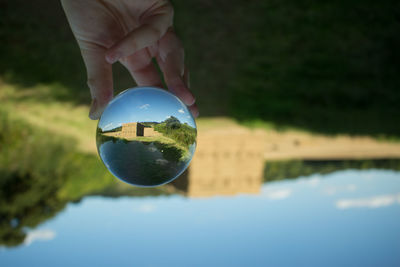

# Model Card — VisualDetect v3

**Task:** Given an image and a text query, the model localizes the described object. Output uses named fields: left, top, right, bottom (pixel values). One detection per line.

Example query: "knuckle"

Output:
left=148, top=25, right=162, bottom=38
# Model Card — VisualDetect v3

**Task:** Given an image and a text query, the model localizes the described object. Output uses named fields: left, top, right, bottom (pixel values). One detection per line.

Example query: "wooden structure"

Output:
left=144, top=127, right=161, bottom=137
left=103, top=123, right=161, bottom=139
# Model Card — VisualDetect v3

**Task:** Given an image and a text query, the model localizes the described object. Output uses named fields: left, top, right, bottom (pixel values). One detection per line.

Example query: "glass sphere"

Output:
left=96, top=87, right=197, bottom=187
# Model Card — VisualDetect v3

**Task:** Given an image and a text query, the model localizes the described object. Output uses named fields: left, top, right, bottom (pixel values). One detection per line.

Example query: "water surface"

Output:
left=1, top=168, right=399, bottom=266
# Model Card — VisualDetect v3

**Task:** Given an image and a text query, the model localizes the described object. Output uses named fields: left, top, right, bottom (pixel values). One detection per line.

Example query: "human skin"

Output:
left=61, top=0, right=198, bottom=119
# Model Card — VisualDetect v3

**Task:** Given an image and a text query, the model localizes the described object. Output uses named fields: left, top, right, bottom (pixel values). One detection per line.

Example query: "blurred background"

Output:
left=1, top=0, right=400, bottom=266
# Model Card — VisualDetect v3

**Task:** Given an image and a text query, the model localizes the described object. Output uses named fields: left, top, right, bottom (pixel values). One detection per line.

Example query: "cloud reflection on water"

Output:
left=134, top=203, right=157, bottom=213
left=336, top=193, right=400, bottom=209
left=23, top=229, right=56, bottom=246
left=260, top=188, right=292, bottom=200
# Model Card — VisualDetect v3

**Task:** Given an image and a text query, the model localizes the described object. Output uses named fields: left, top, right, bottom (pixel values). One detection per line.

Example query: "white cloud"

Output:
left=135, top=204, right=156, bottom=213
left=347, top=184, right=357, bottom=191
left=103, top=122, right=113, bottom=130
left=336, top=193, right=400, bottom=209
left=296, top=175, right=321, bottom=187
left=262, top=188, right=292, bottom=200
left=139, top=104, right=150, bottom=110
left=323, top=184, right=357, bottom=196
left=24, top=229, right=56, bottom=246
left=178, top=108, right=185, bottom=114
left=308, top=177, right=320, bottom=187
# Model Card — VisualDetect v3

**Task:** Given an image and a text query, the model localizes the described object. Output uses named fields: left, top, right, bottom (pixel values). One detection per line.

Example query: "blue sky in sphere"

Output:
left=98, top=87, right=196, bottom=131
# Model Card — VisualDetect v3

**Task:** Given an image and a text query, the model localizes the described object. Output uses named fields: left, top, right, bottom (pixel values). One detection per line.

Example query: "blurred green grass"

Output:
left=1, top=0, right=399, bottom=136
left=0, top=109, right=170, bottom=247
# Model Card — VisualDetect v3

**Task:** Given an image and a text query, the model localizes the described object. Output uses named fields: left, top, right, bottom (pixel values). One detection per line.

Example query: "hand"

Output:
left=61, top=0, right=198, bottom=119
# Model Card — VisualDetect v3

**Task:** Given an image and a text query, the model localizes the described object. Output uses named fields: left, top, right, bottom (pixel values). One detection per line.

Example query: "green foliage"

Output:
left=264, top=159, right=400, bottom=182
left=164, top=116, right=181, bottom=129
left=224, top=0, right=400, bottom=136
left=100, top=126, right=122, bottom=133
left=151, top=141, right=184, bottom=163
left=154, top=118, right=197, bottom=148
left=0, top=110, right=74, bottom=246
left=175, top=0, right=400, bottom=136
left=0, top=110, right=113, bottom=247
left=0, top=111, right=174, bottom=247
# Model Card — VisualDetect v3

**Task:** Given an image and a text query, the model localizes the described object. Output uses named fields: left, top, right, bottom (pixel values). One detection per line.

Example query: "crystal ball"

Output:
left=96, top=87, right=197, bottom=187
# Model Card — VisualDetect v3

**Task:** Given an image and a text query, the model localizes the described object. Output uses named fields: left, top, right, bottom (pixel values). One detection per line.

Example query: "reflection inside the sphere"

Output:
left=96, top=87, right=197, bottom=187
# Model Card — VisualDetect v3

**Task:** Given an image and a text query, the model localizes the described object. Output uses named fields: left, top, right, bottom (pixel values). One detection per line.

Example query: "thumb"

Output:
left=81, top=49, right=114, bottom=120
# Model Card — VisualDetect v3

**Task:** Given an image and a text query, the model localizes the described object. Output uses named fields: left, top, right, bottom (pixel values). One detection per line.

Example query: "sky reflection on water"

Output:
left=1, top=169, right=400, bottom=267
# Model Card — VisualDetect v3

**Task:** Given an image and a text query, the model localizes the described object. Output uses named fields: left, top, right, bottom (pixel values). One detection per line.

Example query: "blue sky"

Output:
left=98, top=87, right=196, bottom=131
left=2, top=169, right=400, bottom=266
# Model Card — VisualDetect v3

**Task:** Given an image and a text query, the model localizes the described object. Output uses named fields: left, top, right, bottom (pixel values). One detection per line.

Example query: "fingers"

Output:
left=105, top=4, right=173, bottom=64
left=122, top=45, right=198, bottom=117
left=157, top=30, right=196, bottom=108
left=81, top=48, right=114, bottom=120
left=120, top=48, right=163, bottom=88
left=189, top=103, right=199, bottom=118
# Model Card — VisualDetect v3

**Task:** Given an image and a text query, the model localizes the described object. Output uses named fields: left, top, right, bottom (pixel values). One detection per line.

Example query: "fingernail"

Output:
left=89, top=98, right=99, bottom=120
left=105, top=51, right=121, bottom=64
left=185, top=93, right=195, bottom=106
left=177, top=92, right=195, bottom=106
left=170, top=77, right=195, bottom=106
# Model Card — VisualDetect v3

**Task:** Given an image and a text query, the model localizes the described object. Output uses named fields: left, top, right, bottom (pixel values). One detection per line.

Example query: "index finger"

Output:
left=105, top=4, right=173, bottom=64
left=157, top=30, right=195, bottom=106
